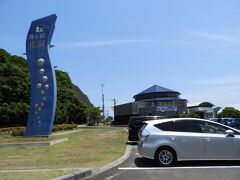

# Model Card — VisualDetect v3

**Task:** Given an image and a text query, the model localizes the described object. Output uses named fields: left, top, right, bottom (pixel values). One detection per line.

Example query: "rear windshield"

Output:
left=139, top=123, right=147, bottom=133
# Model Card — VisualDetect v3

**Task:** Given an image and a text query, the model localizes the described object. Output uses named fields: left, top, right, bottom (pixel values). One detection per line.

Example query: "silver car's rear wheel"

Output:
left=155, top=147, right=176, bottom=167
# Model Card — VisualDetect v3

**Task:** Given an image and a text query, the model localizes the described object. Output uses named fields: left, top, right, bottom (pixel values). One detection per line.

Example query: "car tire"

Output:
left=155, top=147, right=176, bottom=167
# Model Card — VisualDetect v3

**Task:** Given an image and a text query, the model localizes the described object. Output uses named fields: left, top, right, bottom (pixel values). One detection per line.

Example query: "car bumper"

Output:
left=137, top=142, right=155, bottom=160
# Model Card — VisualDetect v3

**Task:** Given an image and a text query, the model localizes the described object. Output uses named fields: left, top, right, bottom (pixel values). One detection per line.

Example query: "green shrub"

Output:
left=11, top=127, right=25, bottom=136
left=0, top=127, right=26, bottom=136
left=180, top=112, right=200, bottom=118
left=52, top=123, right=77, bottom=132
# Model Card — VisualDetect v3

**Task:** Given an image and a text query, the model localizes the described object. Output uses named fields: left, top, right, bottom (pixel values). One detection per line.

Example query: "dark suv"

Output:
left=128, top=116, right=165, bottom=142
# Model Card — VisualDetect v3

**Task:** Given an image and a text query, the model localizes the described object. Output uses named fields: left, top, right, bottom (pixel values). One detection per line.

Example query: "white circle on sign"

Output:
left=36, top=83, right=42, bottom=89
left=37, top=58, right=44, bottom=66
left=39, top=69, right=45, bottom=75
left=44, top=84, right=49, bottom=89
left=40, top=90, right=45, bottom=95
left=42, top=76, right=48, bottom=82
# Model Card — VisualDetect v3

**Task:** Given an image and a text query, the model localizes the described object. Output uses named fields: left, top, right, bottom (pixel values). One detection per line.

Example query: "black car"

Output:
left=128, top=116, right=165, bottom=142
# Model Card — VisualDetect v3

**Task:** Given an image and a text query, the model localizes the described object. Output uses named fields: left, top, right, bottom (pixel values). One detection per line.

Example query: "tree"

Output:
left=218, top=107, right=240, bottom=118
left=0, top=48, right=93, bottom=127
left=104, top=116, right=113, bottom=125
left=85, top=107, right=101, bottom=126
left=55, top=70, right=89, bottom=124
left=0, top=49, right=30, bottom=127
left=180, top=112, right=200, bottom=118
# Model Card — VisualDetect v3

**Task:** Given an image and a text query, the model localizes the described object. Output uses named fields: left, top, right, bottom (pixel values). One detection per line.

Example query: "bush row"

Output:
left=52, top=124, right=78, bottom=132
left=0, top=124, right=78, bottom=136
left=0, top=127, right=25, bottom=136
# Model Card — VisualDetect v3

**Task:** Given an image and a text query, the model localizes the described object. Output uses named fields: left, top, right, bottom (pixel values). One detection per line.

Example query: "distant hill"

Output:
left=72, top=84, right=93, bottom=107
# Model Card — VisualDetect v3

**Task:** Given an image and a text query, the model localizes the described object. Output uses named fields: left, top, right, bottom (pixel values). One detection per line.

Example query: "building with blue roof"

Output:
left=114, top=85, right=188, bottom=125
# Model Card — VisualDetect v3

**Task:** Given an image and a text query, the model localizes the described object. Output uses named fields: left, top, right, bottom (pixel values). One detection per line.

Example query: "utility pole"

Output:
left=112, top=98, right=117, bottom=107
left=112, top=98, right=117, bottom=120
left=101, top=83, right=105, bottom=120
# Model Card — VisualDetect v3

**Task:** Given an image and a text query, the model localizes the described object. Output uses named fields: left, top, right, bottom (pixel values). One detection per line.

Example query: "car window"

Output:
left=172, top=120, right=202, bottom=133
left=234, top=119, right=240, bottom=122
left=154, top=121, right=174, bottom=131
left=154, top=120, right=202, bottom=133
left=200, top=121, right=228, bottom=134
left=139, top=123, right=147, bottom=133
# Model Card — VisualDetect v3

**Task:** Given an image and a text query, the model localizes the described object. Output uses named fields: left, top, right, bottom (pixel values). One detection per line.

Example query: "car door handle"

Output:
left=170, top=136, right=176, bottom=141
left=204, top=137, right=211, bottom=141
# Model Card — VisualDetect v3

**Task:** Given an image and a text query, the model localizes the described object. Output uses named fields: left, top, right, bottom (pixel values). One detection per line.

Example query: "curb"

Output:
left=51, top=168, right=92, bottom=180
left=50, top=145, right=131, bottom=180
left=90, top=145, right=132, bottom=177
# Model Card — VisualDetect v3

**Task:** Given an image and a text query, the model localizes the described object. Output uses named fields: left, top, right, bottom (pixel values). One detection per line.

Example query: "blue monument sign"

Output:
left=25, top=14, right=57, bottom=136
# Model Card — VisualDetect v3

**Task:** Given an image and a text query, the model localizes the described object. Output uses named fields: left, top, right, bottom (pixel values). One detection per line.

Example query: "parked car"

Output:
left=221, top=118, right=235, bottom=125
left=224, top=118, right=240, bottom=129
left=209, top=118, right=240, bottom=129
left=128, top=116, right=165, bottom=142
left=138, top=118, right=240, bottom=167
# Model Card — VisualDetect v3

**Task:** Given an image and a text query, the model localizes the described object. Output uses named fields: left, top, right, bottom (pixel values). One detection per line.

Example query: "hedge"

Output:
left=0, top=124, right=78, bottom=136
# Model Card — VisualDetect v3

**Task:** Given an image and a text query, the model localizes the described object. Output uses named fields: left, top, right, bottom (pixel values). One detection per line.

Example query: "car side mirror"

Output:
left=226, top=130, right=234, bottom=136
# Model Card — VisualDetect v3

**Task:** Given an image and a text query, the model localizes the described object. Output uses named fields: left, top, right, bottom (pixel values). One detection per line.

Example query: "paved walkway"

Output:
left=52, top=129, right=82, bottom=136
left=0, top=168, right=84, bottom=173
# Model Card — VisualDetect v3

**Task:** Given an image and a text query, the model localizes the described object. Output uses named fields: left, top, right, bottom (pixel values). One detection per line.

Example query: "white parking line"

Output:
left=118, top=166, right=240, bottom=170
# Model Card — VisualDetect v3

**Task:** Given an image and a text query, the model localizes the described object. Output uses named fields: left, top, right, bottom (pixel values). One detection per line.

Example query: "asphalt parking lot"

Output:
left=89, top=145, right=240, bottom=180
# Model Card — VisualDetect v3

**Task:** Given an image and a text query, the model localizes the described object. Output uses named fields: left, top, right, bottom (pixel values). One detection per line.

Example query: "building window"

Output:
left=149, top=102, right=154, bottom=107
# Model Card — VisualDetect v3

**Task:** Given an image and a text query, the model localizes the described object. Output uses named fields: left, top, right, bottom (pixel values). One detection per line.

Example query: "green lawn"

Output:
left=0, top=126, right=127, bottom=180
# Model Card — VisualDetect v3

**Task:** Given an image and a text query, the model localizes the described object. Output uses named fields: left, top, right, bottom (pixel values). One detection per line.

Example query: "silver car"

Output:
left=138, top=118, right=240, bottom=167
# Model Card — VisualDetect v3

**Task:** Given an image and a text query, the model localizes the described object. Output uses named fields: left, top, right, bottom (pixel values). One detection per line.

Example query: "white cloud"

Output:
left=194, top=75, right=240, bottom=86
left=188, top=30, right=240, bottom=46
left=57, top=39, right=158, bottom=48
left=192, top=31, right=236, bottom=42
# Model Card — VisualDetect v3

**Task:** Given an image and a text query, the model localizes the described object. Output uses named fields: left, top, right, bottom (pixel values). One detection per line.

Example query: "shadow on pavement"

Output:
left=126, top=141, right=138, bottom=145
left=176, top=160, right=240, bottom=167
left=134, top=157, right=240, bottom=167
left=135, top=157, right=157, bottom=167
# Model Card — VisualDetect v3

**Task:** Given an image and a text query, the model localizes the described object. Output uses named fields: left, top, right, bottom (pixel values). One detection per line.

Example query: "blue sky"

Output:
left=1, top=0, right=240, bottom=116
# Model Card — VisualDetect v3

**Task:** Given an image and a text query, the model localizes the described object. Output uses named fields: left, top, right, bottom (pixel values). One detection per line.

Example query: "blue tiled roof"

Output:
left=134, top=85, right=179, bottom=97
left=138, top=97, right=187, bottom=102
